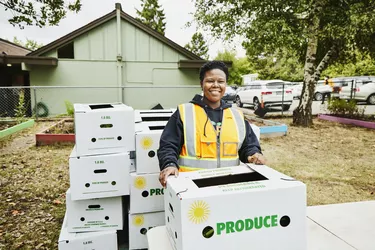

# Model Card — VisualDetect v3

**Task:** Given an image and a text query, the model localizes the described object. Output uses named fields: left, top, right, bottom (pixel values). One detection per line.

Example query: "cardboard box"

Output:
left=74, top=103, right=135, bottom=157
left=58, top=212, right=118, bottom=250
left=135, top=130, right=163, bottom=174
left=129, top=172, right=164, bottom=213
left=164, top=164, right=307, bottom=250
left=135, top=109, right=174, bottom=123
left=69, top=147, right=131, bottom=200
left=66, top=189, right=123, bottom=233
left=128, top=211, right=165, bottom=250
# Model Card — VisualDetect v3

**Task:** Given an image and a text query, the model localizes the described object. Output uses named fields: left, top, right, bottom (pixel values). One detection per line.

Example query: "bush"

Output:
left=327, top=99, right=365, bottom=118
left=64, top=100, right=74, bottom=117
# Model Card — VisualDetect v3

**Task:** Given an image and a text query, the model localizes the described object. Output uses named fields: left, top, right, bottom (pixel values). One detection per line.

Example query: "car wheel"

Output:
left=282, top=105, right=291, bottom=111
left=314, top=92, right=323, bottom=101
left=367, top=94, right=375, bottom=105
left=235, top=96, right=243, bottom=107
left=253, top=97, right=260, bottom=110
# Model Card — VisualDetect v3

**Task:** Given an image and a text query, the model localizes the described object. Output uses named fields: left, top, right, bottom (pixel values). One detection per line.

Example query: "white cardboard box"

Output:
left=135, top=109, right=174, bottom=123
left=58, top=212, right=118, bottom=250
left=66, top=189, right=123, bottom=233
left=69, top=147, right=131, bottom=200
left=164, top=164, right=307, bottom=250
left=130, top=172, right=165, bottom=213
left=129, top=211, right=165, bottom=250
left=74, top=103, right=135, bottom=157
left=136, top=130, right=163, bottom=174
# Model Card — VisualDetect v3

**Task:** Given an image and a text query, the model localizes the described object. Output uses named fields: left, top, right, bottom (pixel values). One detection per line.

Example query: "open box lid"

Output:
left=74, top=103, right=133, bottom=113
left=167, top=164, right=305, bottom=199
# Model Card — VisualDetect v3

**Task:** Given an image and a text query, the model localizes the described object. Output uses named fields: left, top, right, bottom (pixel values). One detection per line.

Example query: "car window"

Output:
left=266, top=82, right=286, bottom=89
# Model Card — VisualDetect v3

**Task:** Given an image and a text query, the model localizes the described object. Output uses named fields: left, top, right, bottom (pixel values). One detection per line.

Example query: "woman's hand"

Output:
left=247, top=153, right=266, bottom=165
left=159, top=166, right=179, bottom=188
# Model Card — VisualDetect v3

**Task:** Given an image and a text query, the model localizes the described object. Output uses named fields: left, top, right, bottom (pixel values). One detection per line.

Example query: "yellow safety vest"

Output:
left=177, top=103, right=246, bottom=172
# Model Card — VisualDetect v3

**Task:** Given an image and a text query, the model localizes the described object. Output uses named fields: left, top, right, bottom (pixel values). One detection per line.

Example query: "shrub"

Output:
left=327, top=99, right=365, bottom=118
left=64, top=100, right=74, bottom=117
left=14, top=90, right=27, bottom=124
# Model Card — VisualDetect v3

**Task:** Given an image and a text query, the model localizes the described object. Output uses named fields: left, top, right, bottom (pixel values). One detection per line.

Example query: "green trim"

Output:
left=0, top=119, right=35, bottom=139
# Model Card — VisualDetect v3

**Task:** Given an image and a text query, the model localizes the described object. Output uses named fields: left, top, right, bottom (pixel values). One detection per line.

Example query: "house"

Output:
left=15, top=3, right=231, bottom=116
left=0, top=38, right=35, bottom=116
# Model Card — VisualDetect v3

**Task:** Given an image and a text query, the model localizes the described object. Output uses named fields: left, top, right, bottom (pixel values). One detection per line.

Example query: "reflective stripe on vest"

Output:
left=177, top=103, right=246, bottom=169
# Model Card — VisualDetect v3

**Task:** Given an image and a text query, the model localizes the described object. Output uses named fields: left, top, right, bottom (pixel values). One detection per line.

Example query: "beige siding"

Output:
left=30, top=60, right=119, bottom=115
left=31, top=16, right=201, bottom=113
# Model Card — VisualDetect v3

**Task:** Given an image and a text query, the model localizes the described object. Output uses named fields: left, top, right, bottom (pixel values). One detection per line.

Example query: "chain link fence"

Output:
left=0, top=86, right=204, bottom=120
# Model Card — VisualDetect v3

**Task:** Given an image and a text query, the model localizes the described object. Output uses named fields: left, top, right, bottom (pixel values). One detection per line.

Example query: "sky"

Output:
left=0, top=0, right=246, bottom=59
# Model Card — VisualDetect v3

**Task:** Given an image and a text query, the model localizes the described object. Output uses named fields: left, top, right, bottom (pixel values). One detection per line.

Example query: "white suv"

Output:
left=339, top=80, right=375, bottom=104
left=235, top=80, right=294, bottom=111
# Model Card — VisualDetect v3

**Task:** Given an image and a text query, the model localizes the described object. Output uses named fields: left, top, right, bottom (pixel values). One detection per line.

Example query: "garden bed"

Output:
left=0, top=119, right=35, bottom=139
left=35, top=119, right=75, bottom=146
left=245, top=115, right=288, bottom=137
left=318, top=114, right=375, bottom=129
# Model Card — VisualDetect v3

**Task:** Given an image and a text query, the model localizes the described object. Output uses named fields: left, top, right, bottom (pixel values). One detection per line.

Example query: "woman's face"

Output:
left=202, top=69, right=227, bottom=103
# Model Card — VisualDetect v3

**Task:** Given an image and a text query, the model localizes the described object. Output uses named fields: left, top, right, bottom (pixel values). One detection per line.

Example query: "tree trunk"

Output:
left=293, top=6, right=321, bottom=127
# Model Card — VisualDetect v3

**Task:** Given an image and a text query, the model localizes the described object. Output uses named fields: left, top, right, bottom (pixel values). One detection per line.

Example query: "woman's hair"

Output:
left=199, top=60, right=229, bottom=83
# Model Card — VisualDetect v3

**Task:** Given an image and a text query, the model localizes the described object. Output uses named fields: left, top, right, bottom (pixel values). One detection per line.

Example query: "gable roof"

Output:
left=0, top=38, right=31, bottom=56
left=28, top=5, right=202, bottom=60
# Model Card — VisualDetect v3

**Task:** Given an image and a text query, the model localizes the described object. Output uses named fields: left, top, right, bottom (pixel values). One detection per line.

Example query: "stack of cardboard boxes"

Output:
left=58, top=103, right=175, bottom=250
left=58, top=103, right=135, bottom=249
left=128, top=109, right=174, bottom=249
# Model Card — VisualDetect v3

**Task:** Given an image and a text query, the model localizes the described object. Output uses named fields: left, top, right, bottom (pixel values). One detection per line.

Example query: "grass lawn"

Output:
left=0, top=117, right=374, bottom=249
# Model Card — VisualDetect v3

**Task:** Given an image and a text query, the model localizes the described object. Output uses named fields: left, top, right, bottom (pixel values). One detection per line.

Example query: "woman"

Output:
left=157, top=61, right=266, bottom=187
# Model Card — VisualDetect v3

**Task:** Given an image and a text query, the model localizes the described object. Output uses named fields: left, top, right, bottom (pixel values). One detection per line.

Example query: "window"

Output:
left=57, top=42, right=74, bottom=59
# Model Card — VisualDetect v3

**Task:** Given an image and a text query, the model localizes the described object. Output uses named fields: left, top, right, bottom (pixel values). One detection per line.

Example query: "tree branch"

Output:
left=314, top=44, right=337, bottom=80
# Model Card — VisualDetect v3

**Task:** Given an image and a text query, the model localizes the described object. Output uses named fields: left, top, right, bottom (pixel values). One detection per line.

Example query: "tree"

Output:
left=12, top=37, right=43, bottom=51
left=215, top=50, right=254, bottom=85
left=250, top=49, right=304, bottom=82
left=0, top=0, right=81, bottom=28
left=323, top=50, right=375, bottom=77
left=191, top=0, right=375, bottom=126
left=184, top=32, right=209, bottom=59
left=135, top=0, right=166, bottom=35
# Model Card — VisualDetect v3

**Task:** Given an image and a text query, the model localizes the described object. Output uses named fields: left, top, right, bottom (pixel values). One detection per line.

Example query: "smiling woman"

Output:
left=157, top=60, right=267, bottom=187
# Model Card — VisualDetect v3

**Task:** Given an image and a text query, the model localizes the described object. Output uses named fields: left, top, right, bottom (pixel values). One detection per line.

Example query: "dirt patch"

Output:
left=1, top=118, right=375, bottom=249
left=261, top=117, right=375, bottom=206
left=44, top=120, right=74, bottom=135
left=0, top=122, right=17, bottom=131
left=0, top=121, right=55, bottom=156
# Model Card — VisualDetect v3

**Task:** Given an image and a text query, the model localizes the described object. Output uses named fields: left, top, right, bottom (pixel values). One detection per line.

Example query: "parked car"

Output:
left=222, top=86, right=237, bottom=103
left=235, top=80, right=294, bottom=111
left=291, top=81, right=332, bottom=101
left=339, top=81, right=375, bottom=104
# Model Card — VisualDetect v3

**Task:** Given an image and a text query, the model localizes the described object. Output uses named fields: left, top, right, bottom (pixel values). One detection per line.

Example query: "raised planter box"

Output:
left=318, top=114, right=375, bottom=129
left=0, top=119, right=35, bottom=139
left=245, top=115, right=288, bottom=138
left=36, top=119, right=75, bottom=146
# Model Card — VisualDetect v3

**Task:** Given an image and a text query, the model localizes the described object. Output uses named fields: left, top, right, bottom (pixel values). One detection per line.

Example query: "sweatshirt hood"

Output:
left=190, top=94, right=232, bottom=110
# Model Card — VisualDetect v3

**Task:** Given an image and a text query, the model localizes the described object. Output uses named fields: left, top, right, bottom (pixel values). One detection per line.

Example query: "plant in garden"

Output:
left=14, top=90, right=26, bottom=124
left=64, top=100, right=74, bottom=117
left=327, top=99, right=365, bottom=119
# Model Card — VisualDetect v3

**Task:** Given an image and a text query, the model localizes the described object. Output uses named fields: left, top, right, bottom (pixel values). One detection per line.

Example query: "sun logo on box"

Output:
left=141, top=136, right=153, bottom=149
left=188, top=200, right=210, bottom=224
left=134, top=177, right=146, bottom=189
left=133, top=215, right=144, bottom=226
